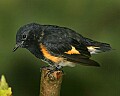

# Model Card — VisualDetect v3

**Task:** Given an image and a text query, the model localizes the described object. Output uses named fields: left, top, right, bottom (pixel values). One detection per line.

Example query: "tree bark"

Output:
left=40, top=68, right=63, bottom=96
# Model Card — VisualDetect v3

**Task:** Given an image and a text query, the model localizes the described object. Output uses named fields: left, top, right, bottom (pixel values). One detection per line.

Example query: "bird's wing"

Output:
left=40, top=33, right=99, bottom=66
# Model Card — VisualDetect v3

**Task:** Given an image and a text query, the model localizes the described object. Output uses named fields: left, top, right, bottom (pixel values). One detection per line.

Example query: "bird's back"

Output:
left=41, top=25, right=112, bottom=54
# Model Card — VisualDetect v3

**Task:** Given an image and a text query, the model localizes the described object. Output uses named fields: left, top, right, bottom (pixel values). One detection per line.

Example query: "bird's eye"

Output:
left=22, top=35, right=27, bottom=39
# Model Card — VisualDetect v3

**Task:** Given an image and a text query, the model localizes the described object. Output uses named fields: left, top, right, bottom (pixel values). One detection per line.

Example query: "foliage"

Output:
left=0, top=75, right=12, bottom=96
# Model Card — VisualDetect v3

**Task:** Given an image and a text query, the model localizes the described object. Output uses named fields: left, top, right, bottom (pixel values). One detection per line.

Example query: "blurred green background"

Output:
left=0, top=0, right=120, bottom=96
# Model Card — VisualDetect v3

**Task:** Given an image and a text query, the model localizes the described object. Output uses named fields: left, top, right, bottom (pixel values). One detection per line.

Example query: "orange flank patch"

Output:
left=64, top=46, right=80, bottom=54
left=40, top=44, right=63, bottom=63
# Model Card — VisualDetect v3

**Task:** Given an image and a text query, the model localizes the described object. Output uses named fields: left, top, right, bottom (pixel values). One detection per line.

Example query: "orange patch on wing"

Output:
left=40, top=44, right=63, bottom=63
left=65, top=46, right=80, bottom=54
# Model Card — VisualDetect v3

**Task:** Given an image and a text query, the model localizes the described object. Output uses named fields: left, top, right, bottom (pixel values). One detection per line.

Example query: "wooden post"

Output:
left=40, top=68, right=63, bottom=96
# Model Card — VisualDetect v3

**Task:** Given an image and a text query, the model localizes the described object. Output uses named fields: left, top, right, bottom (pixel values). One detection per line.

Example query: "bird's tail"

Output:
left=84, top=38, right=112, bottom=54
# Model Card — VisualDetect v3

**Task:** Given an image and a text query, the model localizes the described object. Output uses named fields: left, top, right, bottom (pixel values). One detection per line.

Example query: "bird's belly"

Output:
left=58, top=61, right=75, bottom=67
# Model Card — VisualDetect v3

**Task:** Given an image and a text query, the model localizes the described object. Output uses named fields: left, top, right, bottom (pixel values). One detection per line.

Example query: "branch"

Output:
left=40, top=68, right=63, bottom=96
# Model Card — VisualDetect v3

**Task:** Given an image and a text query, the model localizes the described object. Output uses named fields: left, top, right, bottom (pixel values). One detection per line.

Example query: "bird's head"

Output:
left=13, top=23, right=42, bottom=52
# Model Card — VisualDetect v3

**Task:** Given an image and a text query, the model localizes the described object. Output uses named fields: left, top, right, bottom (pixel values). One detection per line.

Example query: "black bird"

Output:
left=13, top=23, right=112, bottom=70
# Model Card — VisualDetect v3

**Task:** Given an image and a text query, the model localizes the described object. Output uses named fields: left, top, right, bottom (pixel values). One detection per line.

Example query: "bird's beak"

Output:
left=13, top=41, right=24, bottom=52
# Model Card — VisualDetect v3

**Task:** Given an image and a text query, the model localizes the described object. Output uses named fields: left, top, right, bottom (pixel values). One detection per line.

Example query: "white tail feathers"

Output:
left=87, top=46, right=101, bottom=54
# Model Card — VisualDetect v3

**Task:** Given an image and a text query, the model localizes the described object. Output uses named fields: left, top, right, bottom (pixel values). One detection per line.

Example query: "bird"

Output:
left=13, top=23, right=112, bottom=71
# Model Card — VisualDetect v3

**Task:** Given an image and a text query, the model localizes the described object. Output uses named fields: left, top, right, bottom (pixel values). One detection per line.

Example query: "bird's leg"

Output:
left=55, top=65, right=63, bottom=70
left=40, top=62, right=55, bottom=72
left=55, top=65, right=64, bottom=75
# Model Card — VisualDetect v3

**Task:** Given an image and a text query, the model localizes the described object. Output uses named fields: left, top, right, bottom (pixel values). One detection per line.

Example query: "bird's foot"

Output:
left=40, top=65, right=63, bottom=80
left=45, top=68, right=63, bottom=80
left=40, top=65, right=54, bottom=72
